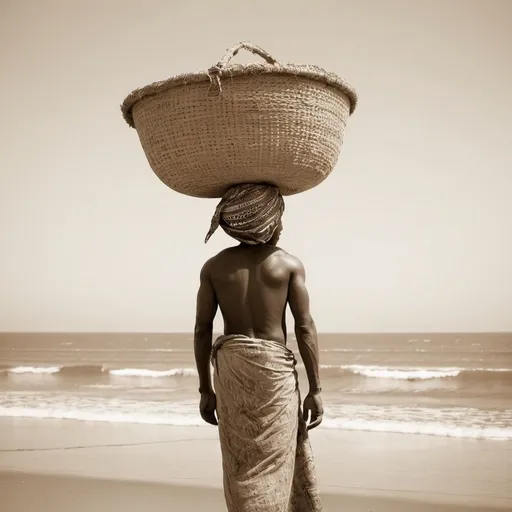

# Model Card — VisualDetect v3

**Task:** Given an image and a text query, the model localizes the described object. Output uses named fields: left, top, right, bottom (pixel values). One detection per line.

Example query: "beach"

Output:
left=1, top=332, right=511, bottom=510
left=1, top=417, right=510, bottom=511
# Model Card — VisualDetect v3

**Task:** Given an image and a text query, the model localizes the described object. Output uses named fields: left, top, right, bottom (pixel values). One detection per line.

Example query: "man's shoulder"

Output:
left=203, top=245, right=304, bottom=271
left=207, top=247, right=236, bottom=263
left=200, top=248, right=235, bottom=274
left=268, top=246, right=304, bottom=271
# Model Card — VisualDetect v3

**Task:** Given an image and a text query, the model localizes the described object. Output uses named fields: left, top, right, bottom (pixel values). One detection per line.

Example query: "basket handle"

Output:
left=214, top=41, right=278, bottom=69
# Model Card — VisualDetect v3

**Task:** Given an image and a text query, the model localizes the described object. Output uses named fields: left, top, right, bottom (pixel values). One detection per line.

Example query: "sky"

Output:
left=1, top=0, right=511, bottom=333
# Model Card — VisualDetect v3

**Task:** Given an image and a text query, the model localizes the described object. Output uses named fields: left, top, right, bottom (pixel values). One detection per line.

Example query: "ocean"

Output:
left=1, top=332, right=511, bottom=441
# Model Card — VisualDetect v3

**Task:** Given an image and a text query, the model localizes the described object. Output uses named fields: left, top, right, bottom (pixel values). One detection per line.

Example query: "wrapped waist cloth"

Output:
left=212, top=334, right=322, bottom=512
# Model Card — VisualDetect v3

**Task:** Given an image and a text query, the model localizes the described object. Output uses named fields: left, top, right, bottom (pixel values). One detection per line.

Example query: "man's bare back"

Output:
left=194, top=239, right=323, bottom=430
left=207, top=244, right=298, bottom=344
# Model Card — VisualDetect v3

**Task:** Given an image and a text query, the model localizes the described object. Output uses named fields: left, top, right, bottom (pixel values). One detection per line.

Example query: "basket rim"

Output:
left=121, top=62, right=358, bottom=128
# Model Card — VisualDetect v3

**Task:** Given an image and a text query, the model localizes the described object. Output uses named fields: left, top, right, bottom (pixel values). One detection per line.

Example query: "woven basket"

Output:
left=121, top=42, right=358, bottom=198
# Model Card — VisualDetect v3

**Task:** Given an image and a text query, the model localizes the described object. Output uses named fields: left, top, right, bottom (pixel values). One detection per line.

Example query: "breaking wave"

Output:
left=0, top=395, right=510, bottom=440
left=316, top=365, right=512, bottom=381
left=1, top=365, right=197, bottom=378
left=4, top=364, right=511, bottom=384
left=109, top=368, right=197, bottom=378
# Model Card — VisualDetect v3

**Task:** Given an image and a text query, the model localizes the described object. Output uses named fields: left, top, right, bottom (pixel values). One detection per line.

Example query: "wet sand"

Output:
left=1, top=472, right=508, bottom=512
left=0, top=418, right=510, bottom=511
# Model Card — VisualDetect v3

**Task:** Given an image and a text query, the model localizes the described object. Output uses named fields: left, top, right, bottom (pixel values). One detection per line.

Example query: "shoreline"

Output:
left=0, top=418, right=510, bottom=510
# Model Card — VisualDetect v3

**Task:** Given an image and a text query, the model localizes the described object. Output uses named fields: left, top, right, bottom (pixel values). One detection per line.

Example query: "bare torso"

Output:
left=208, top=244, right=295, bottom=345
left=195, top=240, right=323, bottom=428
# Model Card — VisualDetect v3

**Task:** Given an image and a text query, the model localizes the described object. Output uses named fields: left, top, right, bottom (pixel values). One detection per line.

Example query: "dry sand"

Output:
left=0, top=418, right=510, bottom=511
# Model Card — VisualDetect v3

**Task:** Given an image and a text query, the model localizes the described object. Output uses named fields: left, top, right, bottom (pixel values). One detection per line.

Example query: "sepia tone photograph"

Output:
left=0, top=0, right=511, bottom=510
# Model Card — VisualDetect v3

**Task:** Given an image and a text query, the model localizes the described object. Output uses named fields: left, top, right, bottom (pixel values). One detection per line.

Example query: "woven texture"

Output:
left=121, top=42, right=358, bottom=198
left=212, top=335, right=322, bottom=512
left=205, top=183, right=284, bottom=244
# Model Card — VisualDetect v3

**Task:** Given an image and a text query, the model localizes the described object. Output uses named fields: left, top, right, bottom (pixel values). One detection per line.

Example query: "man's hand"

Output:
left=199, top=391, right=218, bottom=426
left=302, top=392, right=323, bottom=430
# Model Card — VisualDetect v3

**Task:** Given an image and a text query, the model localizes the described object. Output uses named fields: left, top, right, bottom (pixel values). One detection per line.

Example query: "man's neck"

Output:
left=238, top=242, right=270, bottom=248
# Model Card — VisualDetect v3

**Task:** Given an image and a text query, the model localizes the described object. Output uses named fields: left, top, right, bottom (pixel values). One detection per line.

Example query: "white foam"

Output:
left=320, top=348, right=374, bottom=352
left=108, top=368, right=197, bottom=378
left=353, top=368, right=461, bottom=380
left=8, top=366, right=61, bottom=375
left=319, top=364, right=512, bottom=379
left=3, top=366, right=201, bottom=378
left=81, top=384, right=131, bottom=389
left=0, top=406, right=203, bottom=426
left=473, top=368, right=512, bottom=372
left=319, top=364, right=462, bottom=380
left=1, top=404, right=510, bottom=440
left=1, top=392, right=510, bottom=441
left=321, top=417, right=512, bottom=440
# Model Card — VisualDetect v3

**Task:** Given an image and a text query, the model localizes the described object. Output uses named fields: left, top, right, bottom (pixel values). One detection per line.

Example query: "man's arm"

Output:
left=193, top=260, right=218, bottom=395
left=287, top=257, right=321, bottom=395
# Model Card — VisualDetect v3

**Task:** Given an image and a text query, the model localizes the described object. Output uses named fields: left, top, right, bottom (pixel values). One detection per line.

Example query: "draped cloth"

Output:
left=211, top=334, right=322, bottom=512
left=205, top=183, right=285, bottom=245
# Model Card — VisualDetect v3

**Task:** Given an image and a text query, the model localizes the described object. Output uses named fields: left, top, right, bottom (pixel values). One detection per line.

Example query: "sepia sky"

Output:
left=1, top=0, right=511, bottom=333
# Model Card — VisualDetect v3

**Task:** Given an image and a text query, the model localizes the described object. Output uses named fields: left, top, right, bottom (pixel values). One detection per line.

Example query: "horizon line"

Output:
left=1, top=331, right=511, bottom=335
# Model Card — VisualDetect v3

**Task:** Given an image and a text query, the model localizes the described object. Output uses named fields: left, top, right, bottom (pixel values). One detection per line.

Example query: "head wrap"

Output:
left=205, top=183, right=285, bottom=245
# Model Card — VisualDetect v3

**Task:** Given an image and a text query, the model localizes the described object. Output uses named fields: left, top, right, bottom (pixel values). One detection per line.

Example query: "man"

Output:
left=194, top=183, right=323, bottom=511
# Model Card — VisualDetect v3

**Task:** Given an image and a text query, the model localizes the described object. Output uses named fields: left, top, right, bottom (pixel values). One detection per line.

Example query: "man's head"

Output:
left=267, top=219, right=283, bottom=246
left=205, top=183, right=285, bottom=245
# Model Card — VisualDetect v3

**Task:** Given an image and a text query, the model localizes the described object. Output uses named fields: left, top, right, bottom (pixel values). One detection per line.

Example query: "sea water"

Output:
left=1, top=332, right=511, bottom=440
